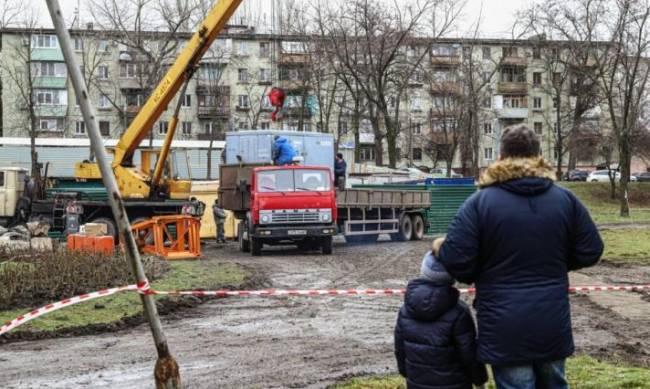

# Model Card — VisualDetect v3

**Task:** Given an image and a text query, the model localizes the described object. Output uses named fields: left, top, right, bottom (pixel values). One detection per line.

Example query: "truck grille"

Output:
left=270, top=211, right=320, bottom=224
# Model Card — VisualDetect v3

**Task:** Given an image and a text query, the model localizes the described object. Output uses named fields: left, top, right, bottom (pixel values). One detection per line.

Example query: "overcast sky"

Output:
left=31, top=0, right=536, bottom=38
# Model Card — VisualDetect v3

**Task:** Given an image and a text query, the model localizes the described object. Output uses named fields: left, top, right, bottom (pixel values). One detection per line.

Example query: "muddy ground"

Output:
left=2, top=237, right=650, bottom=388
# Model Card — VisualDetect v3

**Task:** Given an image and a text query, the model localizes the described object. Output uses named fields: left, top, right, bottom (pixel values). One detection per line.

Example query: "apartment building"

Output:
left=0, top=27, right=604, bottom=171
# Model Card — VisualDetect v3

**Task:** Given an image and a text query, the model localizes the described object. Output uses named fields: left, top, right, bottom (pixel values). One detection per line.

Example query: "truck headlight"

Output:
left=321, top=212, right=331, bottom=222
left=261, top=214, right=270, bottom=223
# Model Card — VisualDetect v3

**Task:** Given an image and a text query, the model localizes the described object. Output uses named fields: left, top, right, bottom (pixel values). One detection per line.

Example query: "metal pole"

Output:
left=44, top=2, right=181, bottom=388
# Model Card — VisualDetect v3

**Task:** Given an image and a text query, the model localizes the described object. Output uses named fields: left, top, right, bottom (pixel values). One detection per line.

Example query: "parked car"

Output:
left=588, top=170, right=638, bottom=182
left=564, top=170, right=590, bottom=181
left=632, top=172, right=650, bottom=182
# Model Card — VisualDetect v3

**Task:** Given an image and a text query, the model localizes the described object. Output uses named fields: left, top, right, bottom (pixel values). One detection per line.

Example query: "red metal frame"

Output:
left=132, top=215, right=201, bottom=260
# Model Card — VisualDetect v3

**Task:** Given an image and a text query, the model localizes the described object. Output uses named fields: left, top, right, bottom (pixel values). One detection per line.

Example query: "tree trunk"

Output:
left=618, top=138, right=631, bottom=217
left=555, top=98, right=563, bottom=180
left=207, top=138, right=213, bottom=180
left=369, top=115, right=383, bottom=166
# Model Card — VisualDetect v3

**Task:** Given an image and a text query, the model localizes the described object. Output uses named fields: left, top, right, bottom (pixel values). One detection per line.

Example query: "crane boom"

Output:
left=114, top=0, right=243, bottom=167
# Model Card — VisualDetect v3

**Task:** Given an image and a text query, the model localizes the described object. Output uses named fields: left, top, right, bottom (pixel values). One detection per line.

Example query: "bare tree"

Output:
left=316, top=0, right=461, bottom=168
left=2, top=13, right=42, bottom=180
left=0, top=0, right=24, bottom=138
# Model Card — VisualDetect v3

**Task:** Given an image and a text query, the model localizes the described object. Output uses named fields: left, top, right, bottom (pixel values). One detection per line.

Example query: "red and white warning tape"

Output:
left=2, top=283, right=649, bottom=336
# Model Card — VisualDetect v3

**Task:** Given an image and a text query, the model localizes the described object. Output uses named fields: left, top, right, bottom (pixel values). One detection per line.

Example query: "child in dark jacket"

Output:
left=395, top=241, right=487, bottom=389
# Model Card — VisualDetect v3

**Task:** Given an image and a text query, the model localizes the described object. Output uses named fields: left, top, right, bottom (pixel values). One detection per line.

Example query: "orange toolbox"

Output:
left=67, top=234, right=115, bottom=255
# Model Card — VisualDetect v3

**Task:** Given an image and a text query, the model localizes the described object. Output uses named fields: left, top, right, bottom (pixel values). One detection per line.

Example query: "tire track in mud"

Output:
left=1, top=239, right=650, bottom=388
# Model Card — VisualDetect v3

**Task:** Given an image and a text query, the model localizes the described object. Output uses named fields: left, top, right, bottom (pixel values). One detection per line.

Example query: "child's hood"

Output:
left=404, top=278, right=460, bottom=322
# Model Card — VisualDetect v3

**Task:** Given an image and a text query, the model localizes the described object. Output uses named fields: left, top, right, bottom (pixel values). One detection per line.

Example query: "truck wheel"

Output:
left=321, top=236, right=333, bottom=255
left=410, top=214, right=425, bottom=241
left=90, top=217, right=118, bottom=243
left=251, top=237, right=262, bottom=256
left=238, top=221, right=250, bottom=252
left=390, top=214, right=412, bottom=242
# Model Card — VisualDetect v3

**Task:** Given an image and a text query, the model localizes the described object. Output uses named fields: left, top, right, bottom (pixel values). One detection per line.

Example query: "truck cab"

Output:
left=0, top=167, right=27, bottom=227
left=220, top=164, right=337, bottom=255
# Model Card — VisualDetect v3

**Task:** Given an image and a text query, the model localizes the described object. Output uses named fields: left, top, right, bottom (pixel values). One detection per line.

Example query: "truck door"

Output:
left=0, top=171, right=6, bottom=216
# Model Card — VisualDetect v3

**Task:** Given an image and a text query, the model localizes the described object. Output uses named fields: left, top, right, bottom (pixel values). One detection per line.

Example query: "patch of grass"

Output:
left=332, top=356, right=650, bottom=389
left=0, top=261, right=248, bottom=333
left=560, top=182, right=650, bottom=224
left=600, top=229, right=650, bottom=265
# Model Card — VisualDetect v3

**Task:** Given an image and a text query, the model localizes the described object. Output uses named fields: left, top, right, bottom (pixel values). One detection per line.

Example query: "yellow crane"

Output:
left=75, top=0, right=243, bottom=200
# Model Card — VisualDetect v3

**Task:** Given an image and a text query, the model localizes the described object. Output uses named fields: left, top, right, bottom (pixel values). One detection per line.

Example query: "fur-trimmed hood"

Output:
left=478, top=157, right=556, bottom=188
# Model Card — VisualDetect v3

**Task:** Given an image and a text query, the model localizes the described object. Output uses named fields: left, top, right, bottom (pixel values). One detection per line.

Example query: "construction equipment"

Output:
left=74, top=0, right=244, bottom=201
left=132, top=215, right=201, bottom=260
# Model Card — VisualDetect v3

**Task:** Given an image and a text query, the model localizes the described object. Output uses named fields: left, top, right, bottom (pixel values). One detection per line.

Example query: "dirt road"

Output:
left=2, top=239, right=650, bottom=388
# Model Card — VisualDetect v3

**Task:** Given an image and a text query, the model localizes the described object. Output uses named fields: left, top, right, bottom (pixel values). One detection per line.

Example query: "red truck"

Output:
left=219, top=163, right=430, bottom=256
left=220, top=164, right=338, bottom=255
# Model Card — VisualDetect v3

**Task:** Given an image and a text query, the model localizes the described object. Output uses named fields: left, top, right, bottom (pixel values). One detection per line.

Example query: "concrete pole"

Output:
left=44, top=2, right=181, bottom=388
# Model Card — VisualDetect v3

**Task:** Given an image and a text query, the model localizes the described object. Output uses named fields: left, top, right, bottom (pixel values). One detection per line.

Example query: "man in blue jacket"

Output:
left=272, top=136, right=297, bottom=166
left=437, top=125, right=603, bottom=389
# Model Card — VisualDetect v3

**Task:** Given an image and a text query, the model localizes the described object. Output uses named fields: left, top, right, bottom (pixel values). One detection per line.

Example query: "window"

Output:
left=32, top=35, right=58, bottom=48
left=260, top=122, right=270, bottom=130
left=484, top=147, right=494, bottom=160
left=502, top=47, right=517, bottom=57
left=181, top=122, right=192, bottom=135
left=482, top=97, right=491, bottom=108
left=34, top=89, right=67, bottom=105
left=532, top=47, right=541, bottom=59
left=533, top=72, right=542, bottom=86
left=39, top=118, right=64, bottom=132
left=158, top=121, right=169, bottom=135
left=339, top=121, right=348, bottom=134
left=482, top=71, right=491, bottom=83
left=389, top=96, right=397, bottom=108
left=237, top=41, right=248, bottom=56
left=260, top=95, right=272, bottom=110
left=181, top=94, right=191, bottom=107
left=98, top=94, right=110, bottom=109
left=412, top=148, right=422, bottom=161
left=534, top=122, right=543, bottom=135
left=125, top=93, right=143, bottom=107
left=0, top=172, right=4, bottom=187
left=259, top=42, right=270, bottom=57
left=483, top=122, right=493, bottom=134
left=238, top=95, right=249, bottom=108
left=200, top=63, right=222, bottom=81
left=259, top=68, right=272, bottom=82
left=282, top=41, right=306, bottom=54
left=431, top=44, right=457, bottom=56
left=552, top=72, right=562, bottom=85
left=97, top=65, right=109, bottom=80
left=482, top=46, right=491, bottom=59
left=360, top=146, right=375, bottom=161
left=500, top=66, right=526, bottom=83
left=74, top=38, right=84, bottom=51
left=31, top=62, right=67, bottom=77
left=99, top=120, right=110, bottom=136
left=238, top=68, right=248, bottom=83
left=411, top=95, right=422, bottom=111
left=463, top=46, right=472, bottom=57
left=238, top=121, right=247, bottom=130
left=551, top=47, right=559, bottom=58
left=119, top=63, right=138, bottom=78
left=413, top=123, right=422, bottom=135
left=553, top=97, right=558, bottom=108
left=533, top=97, right=542, bottom=109
left=97, top=40, right=109, bottom=52
left=75, top=121, right=86, bottom=135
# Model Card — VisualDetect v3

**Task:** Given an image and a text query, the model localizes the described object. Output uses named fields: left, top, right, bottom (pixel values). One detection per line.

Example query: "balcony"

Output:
left=33, top=77, right=67, bottom=89
left=430, top=55, right=461, bottom=66
left=124, top=105, right=141, bottom=117
left=279, top=80, right=311, bottom=93
left=430, top=81, right=461, bottom=95
left=34, top=105, right=67, bottom=117
left=279, top=53, right=309, bottom=65
left=497, top=82, right=528, bottom=94
left=496, top=107, right=529, bottom=119
left=282, top=107, right=312, bottom=118
left=197, top=132, right=225, bottom=141
left=119, top=78, right=143, bottom=90
left=501, top=56, right=527, bottom=66
left=429, top=107, right=460, bottom=118
left=198, top=106, right=230, bottom=118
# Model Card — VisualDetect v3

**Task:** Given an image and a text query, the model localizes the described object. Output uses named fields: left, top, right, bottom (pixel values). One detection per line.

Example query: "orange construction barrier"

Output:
left=67, top=234, right=115, bottom=255
left=131, top=215, right=201, bottom=260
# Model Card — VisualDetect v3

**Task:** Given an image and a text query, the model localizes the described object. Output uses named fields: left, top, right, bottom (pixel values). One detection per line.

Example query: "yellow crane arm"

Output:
left=113, top=0, right=243, bottom=173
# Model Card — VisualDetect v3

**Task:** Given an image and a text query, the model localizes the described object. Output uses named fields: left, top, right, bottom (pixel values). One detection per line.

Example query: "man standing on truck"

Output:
left=272, top=136, right=297, bottom=166
left=212, top=199, right=227, bottom=244
left=334, top=153, right=347, bottom=190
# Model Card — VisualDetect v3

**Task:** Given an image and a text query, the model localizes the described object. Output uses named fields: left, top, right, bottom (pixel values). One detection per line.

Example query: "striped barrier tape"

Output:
left=2, top=284, right=649, bottom=336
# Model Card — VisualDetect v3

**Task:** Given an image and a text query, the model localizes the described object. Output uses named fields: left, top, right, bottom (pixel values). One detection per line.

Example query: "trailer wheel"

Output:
left=390, top=213, right=412, bottom=242
left=90, top=217, right=118, bottom=243
left=238, top=221, right=250, bottom=252
left=321, top=236, right=333, bottom=255
left=251, top=237, right=262, bottom=256
left=410, top=214, right=425, bottom=241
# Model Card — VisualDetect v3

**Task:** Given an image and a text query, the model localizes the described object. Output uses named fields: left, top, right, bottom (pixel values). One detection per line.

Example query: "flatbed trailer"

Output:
left=336, top=189, right=430, bottom=243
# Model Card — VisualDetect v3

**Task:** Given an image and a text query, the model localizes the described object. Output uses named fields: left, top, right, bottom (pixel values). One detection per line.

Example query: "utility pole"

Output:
left=44, top=1, right=181, bottom=388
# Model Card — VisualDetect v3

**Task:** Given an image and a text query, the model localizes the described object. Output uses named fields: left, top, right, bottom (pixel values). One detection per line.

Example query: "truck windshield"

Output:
left=257, top=169, right=331, bottom=193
